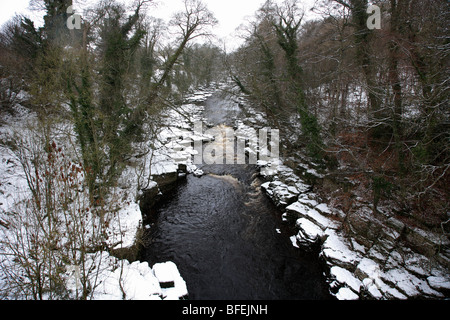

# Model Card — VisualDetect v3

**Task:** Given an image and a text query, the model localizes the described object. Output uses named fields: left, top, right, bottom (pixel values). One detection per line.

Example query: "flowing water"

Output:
left=141, top=91, right=332, bottom=300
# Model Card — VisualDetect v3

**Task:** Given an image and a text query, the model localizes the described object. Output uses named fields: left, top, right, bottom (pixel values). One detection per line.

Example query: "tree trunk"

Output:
left=388, top=0, right=404, bottom=170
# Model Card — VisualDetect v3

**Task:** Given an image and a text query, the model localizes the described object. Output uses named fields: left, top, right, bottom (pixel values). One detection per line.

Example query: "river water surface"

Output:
left=142, top=91, right=332, bottom=300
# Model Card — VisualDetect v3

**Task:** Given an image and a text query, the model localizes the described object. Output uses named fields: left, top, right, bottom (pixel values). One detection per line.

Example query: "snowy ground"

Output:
left=0, top=87, right=215, bottom=300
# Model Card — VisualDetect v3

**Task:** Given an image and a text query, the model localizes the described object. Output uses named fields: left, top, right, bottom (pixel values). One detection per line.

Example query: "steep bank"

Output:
left=256, top=152, right=449, bottom=299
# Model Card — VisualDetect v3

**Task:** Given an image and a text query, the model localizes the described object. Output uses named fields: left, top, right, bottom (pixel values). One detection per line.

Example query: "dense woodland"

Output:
left=229, top=0, right=449, bottom=230
left=0, top=0, right=448, bottom=299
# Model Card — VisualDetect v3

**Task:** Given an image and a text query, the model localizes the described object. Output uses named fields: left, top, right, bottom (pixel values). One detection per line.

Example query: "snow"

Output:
left=286, top=201, right=339, bottom=230
left=321, top=230, right=361, bottom=269
left=106, top=202, right=141, bottom=249
left=261, top=180, right=299, bottom=206
left=93, top=259, right=162, bottom=300
left=356, top=258, right=381, bottom=280
left=362, top=278, right=383, bottom=299
left=152, top=261, right=188, bottom=300
left=350, top=239, right=366, bottom=254
left=330, top=266, right=362, bottom=293
left=151, top=157, right=179, bottom=175
left=290, top=235, right=299, bottom=248
left=296, top=218, right=324, bottom=244
left=314, top=203, right=332, bottom=215
left=381, top=268, right=422, bottom=297
left=297, top=196, right=318, bottom=208
left=427, top=276, right=450, bottom=291
left=335, top=287, right=359, bottom=300
left=67, top=253, right=188, bottom=300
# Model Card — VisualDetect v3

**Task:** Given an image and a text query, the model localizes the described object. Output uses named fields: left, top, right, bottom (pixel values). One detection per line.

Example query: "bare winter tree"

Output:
left=151, top=0, right=218, bottom=96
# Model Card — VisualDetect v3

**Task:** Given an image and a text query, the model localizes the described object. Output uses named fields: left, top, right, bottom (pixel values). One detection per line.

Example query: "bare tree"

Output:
left=153, top=0, right=218, bottom=94
left=333, top=0, right=385, bottom=134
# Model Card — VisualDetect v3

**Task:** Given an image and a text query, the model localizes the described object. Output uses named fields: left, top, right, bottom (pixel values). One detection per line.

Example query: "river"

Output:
left=141, top=90, right=332, bottom=300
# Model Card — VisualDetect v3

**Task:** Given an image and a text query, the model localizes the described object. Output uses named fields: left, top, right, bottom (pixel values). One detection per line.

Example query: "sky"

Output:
left=0, top=0, right=318, bottom=51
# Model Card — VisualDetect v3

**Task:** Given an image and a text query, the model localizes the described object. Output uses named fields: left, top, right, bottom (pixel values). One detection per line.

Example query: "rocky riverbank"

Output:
left=257, top=158, right=450, bottom=299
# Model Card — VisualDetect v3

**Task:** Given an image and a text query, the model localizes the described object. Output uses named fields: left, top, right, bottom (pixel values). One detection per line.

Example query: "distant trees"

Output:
left=178, top=43, right=226, bottom=90
left=230, top=0, right=324, bottom=160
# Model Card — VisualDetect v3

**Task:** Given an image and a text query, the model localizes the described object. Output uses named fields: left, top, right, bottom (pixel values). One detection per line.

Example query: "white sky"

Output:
left=0, top=0, right=318, bottom=51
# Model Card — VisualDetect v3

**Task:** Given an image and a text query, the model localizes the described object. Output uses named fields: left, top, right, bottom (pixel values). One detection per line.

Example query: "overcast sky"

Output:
left=0, top=0, right=318, bottom=51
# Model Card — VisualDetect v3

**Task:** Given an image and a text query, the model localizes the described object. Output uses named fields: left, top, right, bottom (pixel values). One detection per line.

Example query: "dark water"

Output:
left=142, top=91, right=332, bottom=300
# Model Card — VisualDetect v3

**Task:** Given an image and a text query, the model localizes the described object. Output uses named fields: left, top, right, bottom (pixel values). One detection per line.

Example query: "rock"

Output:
left=290, top=235, right=299, bottom=248
left=376, top=228, right=400, bottom=252
left=379, top=282, right=408, bottom=299
left=315, top=203, right=332, bottom=215
left=286, top=201, right=339, bottom=230
left=404, top=226, right=448, bottom=257
left=321, top=230, right=361, bottom=269
left=193, top=168, right=204, bottom=177
left=296, top=218, right=325, bottom=246
left=386, top=217, right=405, bottom=234
left=335, top=287, right=359, bottom=300
left=297, top=196, right=318, bottom=208
left=355, top=258, right=381, bottom=281
left=427, top=275, right=450, bottom=292
left=350, top=239, right=367, bottom=254
left=361, top=278, right=383, bottom=299
left=152, top=171, right=178, bottom=193
left=285, top=201, right=310, bottom=221
left=138, top=182, right=160, bottom=213
left=346, top=207, right=384, bottom=247
left=381, top=268, right=422, bottom=298
left=367, top=245, right=389, bottom=264
left=435, top=249, right=450, bottom=270
left=178, top=163, right=188, bottom=174
left=152, top=261, right=188, bottom=299
left=329, top=266, right=362, bottom=294
left=403, top=251, right=432, bottom=277
left=385, top=250, right=404, bottom=269
left=354, top=259, right=408, bottom=299
left=264, top=183, right=299, bottom=208
left=295, top=181, right=311, bottom=193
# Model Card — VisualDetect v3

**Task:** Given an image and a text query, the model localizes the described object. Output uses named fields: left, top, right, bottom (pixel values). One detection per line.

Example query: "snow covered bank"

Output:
left=256, top=149, right=449, bottom=300
left=0, top=87, right=217, bottom=299
left=70, top=254, right=188, bottom=300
